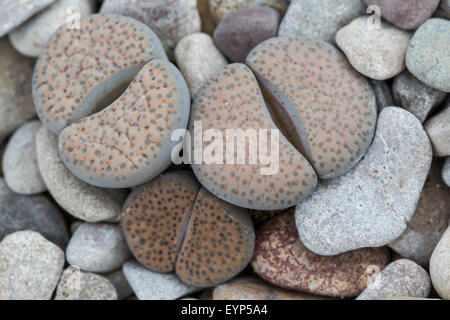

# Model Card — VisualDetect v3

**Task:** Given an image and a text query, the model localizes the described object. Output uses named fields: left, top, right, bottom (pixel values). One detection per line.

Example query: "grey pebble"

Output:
left=424, top=102, right=450, bottom=157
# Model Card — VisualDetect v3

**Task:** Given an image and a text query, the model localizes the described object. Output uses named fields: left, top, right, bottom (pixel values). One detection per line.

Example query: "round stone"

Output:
left=0, top=231, right=65, bottom=300
left=208, top=0, right=288, bottom=21
left=424, top=102, right=450, bottom=157
left=430, top=227, right=450, bottom=299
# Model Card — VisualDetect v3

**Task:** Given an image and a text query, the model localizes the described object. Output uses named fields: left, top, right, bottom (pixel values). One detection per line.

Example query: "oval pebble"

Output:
left=296, top=107, right=432, bottom=256
left=356, top=259, right=431, bottom=300
left=55, top=266, right=118, bottom=300
left=9, top=0, right=97, bottom=57
left=251, top=212, right=390, bottom=297
left=0, top=231, right=65, bottom=300
left=2, top=120, right=46, bottom=195
left=209, top=0, right=287, bottom=21
left=430, top=227, right=450, bottom=299
left=66, top=223, right=131, bottom=273
left=424, top=102, right=450, bottom=157
left=36, top=125, right=127, bottom=222
left=0, top=178, right=69, bottom=248
left=336, top=16, right=411, bottom=80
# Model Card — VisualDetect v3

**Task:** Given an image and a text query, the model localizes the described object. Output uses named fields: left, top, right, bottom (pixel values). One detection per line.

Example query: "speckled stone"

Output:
left=370, top=80, right=394, bottom=112
left=198, top=0, right=217, bottom=35
left=430, top=227, right=450, bottom=299
left=122, top=260, right=199, bottom=300
left=0, top=231, right=64, bottom=300
left=393, top=71, right=447, bottom=123
left=252, top=212, right=390, bottom=297
left=279, top=0, right=364, bottom=43
left=66, top=223, right=131, bottom=273
left=105, top=269, right=133, bottom=299
left=175, top=33, right=227, bottom=97
left=357, top=259, right=431, bottom=300
left=213, top=6, right=279, bottom=63
left=443, top=158, right=450, bottom=187
left=424, top=102, right=450, bottom=157
left=336, top=16, right=411, bottom=80
left=2, top=121, right=46, bottom=195
left=209, top=0, right=287, bottom=21
left=406, top=18, right=450, bottom=92
left=364, top=0, right=440, bottom=30
left=435, top=0, right=450, bottom=19
left=0, top=178, right=69, bottom=248
left=36, top=125, right=127, bottom=222
left=0, top=38, right=36, bottom=145
left=100, top=0, right=201, bottom=58
left=296, top=107, right=432, bottom=256
left=0, top=0, right=56, bottom=37
left=9, top=0, right=97, bottom=57
left=213, top=275, right=333, bottom=300
left=55, top=266, right=118, bottom=300
left=389, top=159, right=450, bottom=266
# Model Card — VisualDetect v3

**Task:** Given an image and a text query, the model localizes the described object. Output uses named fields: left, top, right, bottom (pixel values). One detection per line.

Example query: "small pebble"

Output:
left=209, top=0, right=287, bottom=21
left=336, top=16, right=411, bottom=80
left=430, top=227, right=450, bottom=299
left=55, top=266, right=118, bottom=300
left=2, top=120, right=46, bottom=195
left=406, top=18, right=450, bottom=92
left=393, top=71, right=447, bottom=123
left=0, top=178, right=69, bottom=248
left=364, top=0, right=441, bottom=30
left=175, top=33, right=227, bottom=97
left=296, top=107, right=432, bottom=255
left=105, top=269, right=134, bottom=300
left=424, top=102, right=450, bottom=157
left=66, top=223, right=131, bottom=273
left=0, top=231, right=64, bottom=300
left=279, top=0, right=364, bottom=43
left=356, top=259, right=431, bottom=300
left=36, top=125, right=127, bottom=222
left=122, top=261, right=199, bottom=300
left=389, top=159, right=450, bottom=266
left=9, top=0, right=97, bottom=57
left=443, top=158, right=450, bottom=187
left=213, top=6, right=279, bottom=62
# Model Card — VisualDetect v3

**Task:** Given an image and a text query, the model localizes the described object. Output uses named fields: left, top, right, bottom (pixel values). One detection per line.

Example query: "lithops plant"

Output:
left=121, top=171, right=255, bottom=287
left=33, top=14, right=191, bottom=188
left=190, top=37, right=376, bottom=210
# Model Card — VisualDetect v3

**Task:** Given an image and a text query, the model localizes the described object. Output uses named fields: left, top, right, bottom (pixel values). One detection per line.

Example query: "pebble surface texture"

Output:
left=66, top=223, right=130, bottom=273
left=2, top=120, right=46, bottom=195
left=0, top=38, right=36, bottom=145
left=251, top=212, right=390, bottom=297
left=0, top=178, right=69, bottom=248
left=430, top=227, right=450, bottom=299
left=278, top=0, right=364, bottom=43
left=296, top=107, right=432, bottom=256
left=213, top=6, right=280, bottom=63
left=33, top=14, right=168, bottom=134
left=406, top=18, right=450, bottom=92
left=59, top=58, right=190, bottom=188
left=100, top=0, right=201, bottom=58
left=424, top=102, right=450, bottom=157
left=213, top=276, right=331, bottom=300
left=36, top=126, right=127, bottom=222
left=55, top=266, right=118, bottom=300
left=246, top=37, right=377, bottom=179
left=0, top=231, right=65, bottom=300
left=175, top=33, right=227, bottom=97
left=189, top=63, right=318, bottom=210
left=9, top=0, right=97, bottom=57
left=209, top=0, right=287, bottom=21
left=336, top=16, right=411, bottom=81
left=364, top=0, right=440, bottom=30
left=121, top=171, right=255, bottom=287
left=443, top=158, right=450, bottom=187
left=389, top=159, right=450, bottom=266
left=0, top=0, right=55, bottom=37
left=357, top=259, right=431, bottom=300
left=122, top=260, right=199, bottom=300
left=393, top=71, right=447, bottom=123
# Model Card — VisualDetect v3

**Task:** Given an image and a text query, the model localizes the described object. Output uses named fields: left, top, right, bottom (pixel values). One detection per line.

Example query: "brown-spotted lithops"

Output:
left=121, top=171, right=255, bottom=287
left=33, top=14, right=191, bottom=188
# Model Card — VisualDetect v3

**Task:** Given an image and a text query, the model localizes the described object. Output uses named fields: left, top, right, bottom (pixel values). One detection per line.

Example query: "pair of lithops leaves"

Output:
left=32, top=14, right=191, bottom=188
left=190, top=37, right=377, bottom=210
left=121, top=171, right=255, bottom=287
